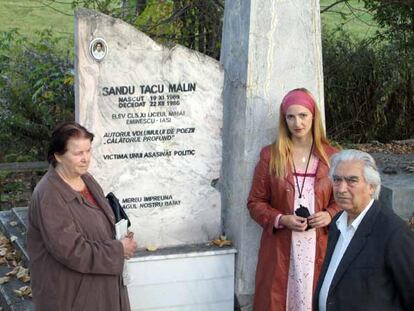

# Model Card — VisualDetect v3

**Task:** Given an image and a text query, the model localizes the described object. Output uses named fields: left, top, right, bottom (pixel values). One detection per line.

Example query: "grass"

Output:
left=0, top=0, right=74, bottom=38
left=320, top=0, right=379, bottom=40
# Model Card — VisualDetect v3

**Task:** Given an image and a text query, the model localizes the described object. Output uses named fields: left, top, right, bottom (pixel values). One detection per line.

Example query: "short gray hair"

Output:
left=329, top=149, right=381, bottom=199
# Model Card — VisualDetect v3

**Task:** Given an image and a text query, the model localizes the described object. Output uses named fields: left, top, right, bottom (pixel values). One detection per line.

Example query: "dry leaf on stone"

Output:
left=212, top=238, right=232, bottom=247
left=146, top=245, right=158, bottom=252
left=14, top=285, right=31, bottom=297
left=6, top=266, right=19, bottom=277
left=6, top=250, right=20, bottom=262
left=0, top=235, right=9, bottom=246
left=16, top=267, right=30, bottom=283
left=0, top=276, right=11, bottom=284
left=0, top=247, right=7, bottom=257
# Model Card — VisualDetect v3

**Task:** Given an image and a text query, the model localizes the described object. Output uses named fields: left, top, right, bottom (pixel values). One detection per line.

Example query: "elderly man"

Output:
left=314, top=149, right=414, bottom=311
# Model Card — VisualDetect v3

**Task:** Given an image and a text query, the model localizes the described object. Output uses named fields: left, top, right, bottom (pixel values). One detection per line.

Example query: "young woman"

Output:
left=247, top=88, right=340, bottom=311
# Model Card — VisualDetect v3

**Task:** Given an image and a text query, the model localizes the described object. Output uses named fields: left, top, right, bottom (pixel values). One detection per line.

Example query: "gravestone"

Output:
left=220, top=0, right=325, bottom=308
left=75, top=9, right=223, bottom=249
left=75, top=9, right=236, bottom=310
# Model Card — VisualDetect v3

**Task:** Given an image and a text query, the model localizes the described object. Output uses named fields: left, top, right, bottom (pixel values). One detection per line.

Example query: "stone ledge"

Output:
left=380, top=174, right=414, bottom=220
left=0, top=211, right=29, bottom=267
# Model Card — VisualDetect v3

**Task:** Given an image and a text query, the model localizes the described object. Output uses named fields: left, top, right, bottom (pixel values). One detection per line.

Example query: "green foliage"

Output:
left=320, top=0, right=379, bottom=40
left=134, top=0, right=224, bottom=59
left=362, top=0, right=413, bottom=50
left=0, top=29, right=74, bottom=162
left=323, top=30, right=413, bottom=143
left=71, top=0, right=122, bottom=15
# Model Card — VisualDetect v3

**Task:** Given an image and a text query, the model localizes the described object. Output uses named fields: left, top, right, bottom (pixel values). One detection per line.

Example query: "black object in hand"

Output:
left=295, top=204, right=311, bottom=218
left=106, top=192, right=131, bottom=227
left=295, top=204, right=311, bottom=230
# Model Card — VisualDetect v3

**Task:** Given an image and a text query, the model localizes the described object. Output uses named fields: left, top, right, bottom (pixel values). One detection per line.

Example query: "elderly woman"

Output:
left=27, top=121, right=137, bottom=311
left=248, top=88, right=340, bottom=311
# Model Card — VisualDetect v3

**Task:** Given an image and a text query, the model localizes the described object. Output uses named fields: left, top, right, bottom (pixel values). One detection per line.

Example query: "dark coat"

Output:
left=247, top=144, right=339, bottom=311
left=27, top=166, right=130, bottom=311
left=314, top=201, right=414, bottom=311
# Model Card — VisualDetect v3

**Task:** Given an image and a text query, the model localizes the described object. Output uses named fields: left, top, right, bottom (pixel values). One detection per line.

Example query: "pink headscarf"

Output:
left=281, top=89, right=315, bottom=116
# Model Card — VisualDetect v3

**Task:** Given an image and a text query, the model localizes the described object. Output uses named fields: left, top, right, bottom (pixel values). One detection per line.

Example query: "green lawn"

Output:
left=0, top=0, right=74, bottom=38
left=320, top=0, right=378, bottom=40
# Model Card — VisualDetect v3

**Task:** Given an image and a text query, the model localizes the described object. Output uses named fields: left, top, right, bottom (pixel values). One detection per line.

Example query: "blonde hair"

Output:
left=269, top=88, right=331, bottom=178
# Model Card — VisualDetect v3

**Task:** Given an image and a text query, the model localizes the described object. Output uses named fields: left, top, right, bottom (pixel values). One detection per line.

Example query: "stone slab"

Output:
left=75, top=9, right=223, bottom=248
left=12, top=207, right=28, bottom=231
left=0, top=210, right=29, bottom=267
left=0, top=212, right=32, bottom=311
left=379, top=174, right=414, bottom=220
left=0, top=263, right=33, bottom=311
left=127, top=245, right=236, bottom=310
left=371, top=152, right=414, bottom=220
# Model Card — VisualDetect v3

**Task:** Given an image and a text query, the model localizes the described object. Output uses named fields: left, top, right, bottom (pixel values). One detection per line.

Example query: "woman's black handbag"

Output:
left=106, top=192, right=131, bottom=227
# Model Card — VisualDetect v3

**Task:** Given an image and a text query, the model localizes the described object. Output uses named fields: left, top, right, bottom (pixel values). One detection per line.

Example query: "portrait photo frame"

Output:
left=89, top=38, right=108, bottom=62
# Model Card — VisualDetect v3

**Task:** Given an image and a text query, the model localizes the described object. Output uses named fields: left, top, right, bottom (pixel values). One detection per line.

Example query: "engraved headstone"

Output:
left=75, top=9, right=223, bottom=248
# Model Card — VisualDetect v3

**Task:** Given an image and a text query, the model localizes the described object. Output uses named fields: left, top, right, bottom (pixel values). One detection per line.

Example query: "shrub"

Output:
left=0, top=29, right=74, bottom=162
left=323, top=31, right=413, bottom=143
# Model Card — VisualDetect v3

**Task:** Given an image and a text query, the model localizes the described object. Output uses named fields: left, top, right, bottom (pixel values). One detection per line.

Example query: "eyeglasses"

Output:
left=332, top=175, right=360, bottom=187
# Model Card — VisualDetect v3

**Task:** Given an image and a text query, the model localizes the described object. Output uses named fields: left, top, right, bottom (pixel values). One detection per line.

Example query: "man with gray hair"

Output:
left=314, top=149, right=414, bottom=311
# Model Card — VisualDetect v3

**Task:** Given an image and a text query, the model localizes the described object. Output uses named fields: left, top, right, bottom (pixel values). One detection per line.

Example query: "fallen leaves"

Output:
left=14, top=286, right=31, bottom=297
left=212, top=234, right=232, bottom=247
left=354, top=140, right=414, bottom=154
left=146, top=245, right=158, bottom=252
left=349, top=141, right=414, bottom=175
left=0, top=232, right=31, bottom=298
left=6, top=266, right=30, bottom=283
left=0, top=276, right=11, bottom=284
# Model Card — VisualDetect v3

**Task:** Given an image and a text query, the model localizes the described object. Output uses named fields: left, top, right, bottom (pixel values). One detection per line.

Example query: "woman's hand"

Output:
left=308, top=211, right=331, bottom=228
left=121, top=236, right=138, bottom=259
left=280, top=215, right=308, bottom=232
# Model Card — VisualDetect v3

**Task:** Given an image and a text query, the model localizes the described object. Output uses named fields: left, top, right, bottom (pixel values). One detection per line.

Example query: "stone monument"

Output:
left=220, top=0, right=325, bottom=309
left=75, top=9, right=235, bottom=310
left=75, top=10, right=223, bottom=249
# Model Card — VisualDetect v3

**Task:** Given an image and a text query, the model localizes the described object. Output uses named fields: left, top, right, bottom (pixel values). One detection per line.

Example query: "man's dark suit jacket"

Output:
left=314, top=201, right=414, bottom=311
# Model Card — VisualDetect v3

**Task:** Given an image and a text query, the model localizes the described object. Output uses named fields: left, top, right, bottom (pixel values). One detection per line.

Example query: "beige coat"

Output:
left=27, top=166, right=130, bottom=311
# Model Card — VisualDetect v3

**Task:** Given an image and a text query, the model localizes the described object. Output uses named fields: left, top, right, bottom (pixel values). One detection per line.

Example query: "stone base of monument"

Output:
left=372, top=152, right=414, bottom=221
left=127, top=244, right=236, bottom=311
left=379, top=173, right=414, bottom=220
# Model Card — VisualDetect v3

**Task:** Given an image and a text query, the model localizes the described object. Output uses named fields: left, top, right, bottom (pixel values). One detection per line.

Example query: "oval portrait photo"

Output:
left=90, top=38, right=108, bottom=61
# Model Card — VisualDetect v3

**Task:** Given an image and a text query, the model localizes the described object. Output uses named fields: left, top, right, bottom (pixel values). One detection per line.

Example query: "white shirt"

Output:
left=318, top=199, right=374, bottom=311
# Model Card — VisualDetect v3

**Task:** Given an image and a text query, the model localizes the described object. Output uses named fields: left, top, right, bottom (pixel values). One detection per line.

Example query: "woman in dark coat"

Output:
left=27, top=121, right=137, bottom=311
left=247, top=89, right=340, bottom=311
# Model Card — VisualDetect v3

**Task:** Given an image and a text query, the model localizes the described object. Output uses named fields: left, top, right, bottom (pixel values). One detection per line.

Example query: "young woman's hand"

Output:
left=308, top=211, right=331, bottom=228
left=280, top=215, right=308, bottom=232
